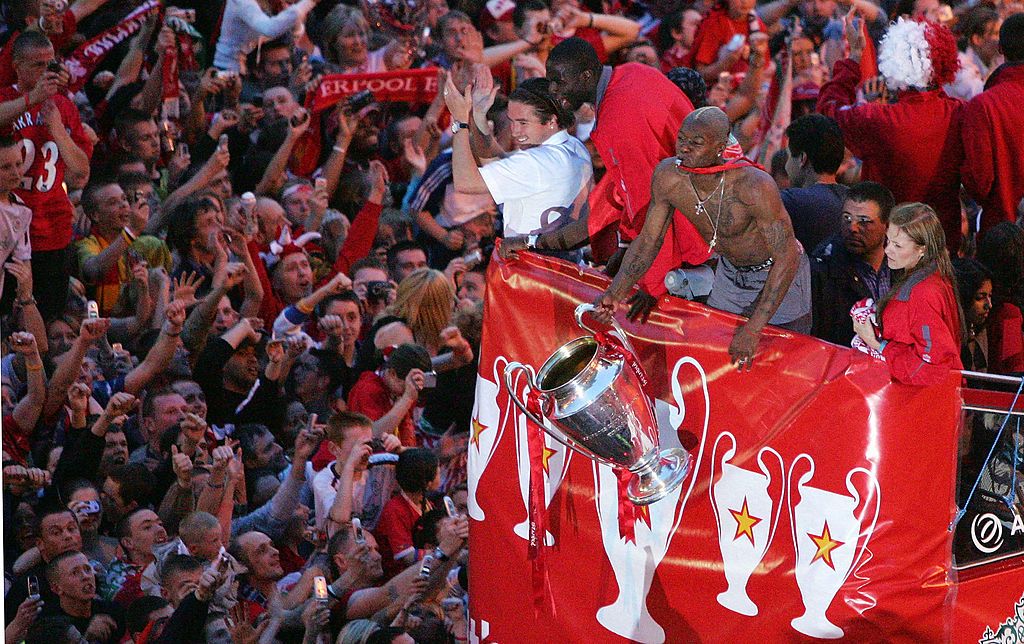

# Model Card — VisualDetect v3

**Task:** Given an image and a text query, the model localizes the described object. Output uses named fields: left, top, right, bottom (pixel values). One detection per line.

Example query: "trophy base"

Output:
left=627, top=448, right=692, bottom=506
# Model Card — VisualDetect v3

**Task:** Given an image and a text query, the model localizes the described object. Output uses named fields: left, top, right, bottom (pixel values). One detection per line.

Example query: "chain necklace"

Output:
left=687, top=172, right=726, bottom=249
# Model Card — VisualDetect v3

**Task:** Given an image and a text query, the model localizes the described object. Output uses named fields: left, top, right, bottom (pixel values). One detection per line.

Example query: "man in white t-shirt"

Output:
left=444, top=74, right=592, bottom=248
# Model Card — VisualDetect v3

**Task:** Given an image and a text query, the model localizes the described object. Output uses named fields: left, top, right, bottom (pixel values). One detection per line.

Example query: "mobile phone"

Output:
left=346, top=90, right=375, bottom=114
left=313, top=575, right=329, bottom=602
left=418, top=554, right=435, bottom=579
left=725, top=34, right=745, bottom=52
left=462, top=249, right=482, bottom=269
left=352, top=517, right=366, bottom=544
left=441, top=597, right=464, bottom=611
left=443, top=495, right=457, bottom=518
left=289, top=109, right=309, bottom=128
left=111, top=342, right=123, bottom=353
left=86, top=300, right=99, bottom=319
left=126, top=248, right=143, bottom=269
left=27, top=575, right=40, bottom=598
left=315, top=177, right=327, bottom=192
left=47, top=60, right=62, bottom=74
left=218, top=134, right=229, bottom=152
left=422, top=371, right=437, bottom=389
left=307, top=413, right=319, bottom=433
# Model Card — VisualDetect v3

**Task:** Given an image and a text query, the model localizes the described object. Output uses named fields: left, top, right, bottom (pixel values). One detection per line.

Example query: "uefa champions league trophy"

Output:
left=503, top=304, right=692, bottom=505
left=788, top=454, right=881, bottom=639
left=709, top=431, right=784, bottom=616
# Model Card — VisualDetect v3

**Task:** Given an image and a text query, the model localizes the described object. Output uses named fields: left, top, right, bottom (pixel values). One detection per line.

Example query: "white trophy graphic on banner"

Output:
left=709, top=431, right=784, bottom=616
left=788, top=454, right=881, bottom=639
left=592, top=357, right=710, bottom=644
left=467, top=357, right=513, bottom=522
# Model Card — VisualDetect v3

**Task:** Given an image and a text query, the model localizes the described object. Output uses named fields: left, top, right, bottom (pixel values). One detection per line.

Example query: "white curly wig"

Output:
left=877, top=18, right=933, bottom=91
left=877, top=17, right=960, bottom=92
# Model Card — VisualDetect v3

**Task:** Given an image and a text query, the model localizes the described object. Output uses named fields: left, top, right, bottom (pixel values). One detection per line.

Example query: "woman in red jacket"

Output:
left=853, top=203, right=964, bottom=385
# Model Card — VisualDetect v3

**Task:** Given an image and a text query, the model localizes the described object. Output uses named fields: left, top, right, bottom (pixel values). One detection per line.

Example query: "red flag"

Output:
left=64, top=0, right=161, bottom=93
left=860, top=19, right=879, bottom=80
left=309, top=68, right=441, bottom=113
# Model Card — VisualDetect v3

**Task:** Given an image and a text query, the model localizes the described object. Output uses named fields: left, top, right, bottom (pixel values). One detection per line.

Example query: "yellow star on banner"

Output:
left=808, top=521, right=845, bottom=570
left=729, top=498, right=762, bottom=546
left=541, top=445, right=557, bottom=473
left=470, top=417, right=488, bottom=448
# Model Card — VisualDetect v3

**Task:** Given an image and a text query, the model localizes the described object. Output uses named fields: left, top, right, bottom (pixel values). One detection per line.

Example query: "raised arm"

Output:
left=123, top=299, right=186, bottom=394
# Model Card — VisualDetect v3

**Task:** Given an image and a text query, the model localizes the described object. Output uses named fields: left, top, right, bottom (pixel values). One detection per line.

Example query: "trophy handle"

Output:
left=786, top=453, right=815, bottom=560
left=503, top=361, right=611, bottom=465
left=843, top=467, right=881, bottom=584
left=708, top=431, right=737, bottom=539
left=575, top=303, right=639, bottom=358
left=756, top=446, right=786, bottom=555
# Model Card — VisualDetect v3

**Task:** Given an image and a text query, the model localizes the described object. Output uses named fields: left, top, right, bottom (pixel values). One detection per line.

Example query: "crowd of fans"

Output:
left=0, top=0, right=1022, bottom=639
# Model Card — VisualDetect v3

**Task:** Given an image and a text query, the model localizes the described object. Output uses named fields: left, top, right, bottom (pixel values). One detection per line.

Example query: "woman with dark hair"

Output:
left=373, top=448, right=440, bottom=578
left=953, top=258, right=993, bottom=372
left=853, top=203, right=963, bottom=385
left=976, top=222, right=1024, bottom=374
left=443, top=75, right=592, bottom=252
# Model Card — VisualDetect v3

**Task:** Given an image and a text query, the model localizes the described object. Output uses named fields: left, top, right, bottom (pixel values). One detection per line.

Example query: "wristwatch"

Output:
left=526, top=234, right=539, bottom=249
left=451, top=121, right=469, bottom=134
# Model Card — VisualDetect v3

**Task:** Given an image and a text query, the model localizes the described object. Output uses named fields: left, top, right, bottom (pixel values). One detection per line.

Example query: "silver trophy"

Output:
left=504, top=304, right=692, bottom=505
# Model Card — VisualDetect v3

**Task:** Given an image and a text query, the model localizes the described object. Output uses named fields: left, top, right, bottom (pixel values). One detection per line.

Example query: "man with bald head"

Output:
left=595, top=107, right=810, bottom=369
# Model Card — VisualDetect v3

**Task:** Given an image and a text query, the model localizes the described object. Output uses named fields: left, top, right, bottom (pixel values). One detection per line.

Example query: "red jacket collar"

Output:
left=984, top=61, right=1024, bottom=91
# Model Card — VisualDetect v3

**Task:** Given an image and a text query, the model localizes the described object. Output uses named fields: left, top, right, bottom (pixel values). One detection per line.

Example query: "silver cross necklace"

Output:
left=687, top=172, right=726, bottom=249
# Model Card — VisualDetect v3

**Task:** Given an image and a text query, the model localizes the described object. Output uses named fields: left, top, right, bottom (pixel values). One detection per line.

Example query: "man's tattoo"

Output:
left=386, top=583, right=400, bottom=602
left=762, top=220, right=787, bottom=251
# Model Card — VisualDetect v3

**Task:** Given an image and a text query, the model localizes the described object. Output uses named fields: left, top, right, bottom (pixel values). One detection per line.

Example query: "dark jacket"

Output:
left=810, top=237, right=875, bottom=346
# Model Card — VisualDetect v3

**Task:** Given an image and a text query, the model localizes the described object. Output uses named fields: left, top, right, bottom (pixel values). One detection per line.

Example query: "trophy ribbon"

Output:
left=524, top=389, right=556, bottom=616
left=593, top=331, right=653, bottom=399
left=616, top=468, right=652, bottom=544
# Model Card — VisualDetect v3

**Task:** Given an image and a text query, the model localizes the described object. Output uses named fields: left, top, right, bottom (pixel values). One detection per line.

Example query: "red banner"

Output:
left=64, top=0, right=161, bottom=93
left=468, top=250, right=1024, bottom=643
left=308, top=68, right=440, bottom=113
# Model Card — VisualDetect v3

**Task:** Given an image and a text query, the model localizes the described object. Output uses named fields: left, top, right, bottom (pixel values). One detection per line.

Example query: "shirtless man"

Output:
left=593, top=107, right=811, bottom=369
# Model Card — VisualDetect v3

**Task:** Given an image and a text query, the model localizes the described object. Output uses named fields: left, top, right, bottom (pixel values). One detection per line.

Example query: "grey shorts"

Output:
left=706, top=250, right=812, bottom=331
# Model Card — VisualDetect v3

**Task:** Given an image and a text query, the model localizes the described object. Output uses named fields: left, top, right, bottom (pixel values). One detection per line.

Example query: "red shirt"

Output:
left=686, top=8, right=765, bottom=75
left=0, top=87, right=93, bottom=251
left=347, top=370, right=416, bottom=446
left=818, top=59, right=965, bottom=253
left=879, top=268, right=962, bottom=386
left=588, top=63, right=707, bottom=297
left=961, top=63, right=1024, bottom=232
left=373, top=493, right=422, bottom=580
left=986, top=302, right=1024, bottom=375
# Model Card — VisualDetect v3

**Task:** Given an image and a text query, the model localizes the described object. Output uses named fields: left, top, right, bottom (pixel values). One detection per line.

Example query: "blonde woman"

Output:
left=386, top=268, right=455, bottom=355
left=853, top=203, right=964, bottom=385
left=319, top=4, right=415, bottom=75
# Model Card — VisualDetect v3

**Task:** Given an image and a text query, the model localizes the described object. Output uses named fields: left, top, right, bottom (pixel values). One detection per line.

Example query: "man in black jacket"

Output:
left=810, top=182, right=896, bottom=346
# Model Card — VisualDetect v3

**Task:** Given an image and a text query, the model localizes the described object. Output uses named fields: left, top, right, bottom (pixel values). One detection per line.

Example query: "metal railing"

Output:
left=961, top=370, right=1024, bottom=417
